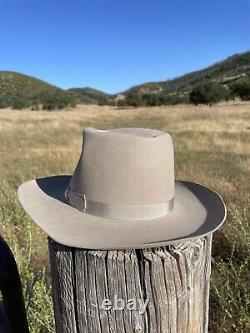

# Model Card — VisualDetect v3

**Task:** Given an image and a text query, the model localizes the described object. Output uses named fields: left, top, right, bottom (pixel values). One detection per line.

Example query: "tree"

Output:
left=34, top=90, right=76, bottom=110
left=190, top=81, right=229, bottom=105
left=124, top=93, right=143, bottom=108
left=142, top=94, right=161, bottom=106
left=11, top=97, right=29, bottom=110
left=230, top=78, right=250, bottom=100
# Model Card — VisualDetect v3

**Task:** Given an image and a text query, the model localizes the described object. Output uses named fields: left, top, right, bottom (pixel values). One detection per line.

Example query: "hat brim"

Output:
left=17, top=175, right=226, bottom=249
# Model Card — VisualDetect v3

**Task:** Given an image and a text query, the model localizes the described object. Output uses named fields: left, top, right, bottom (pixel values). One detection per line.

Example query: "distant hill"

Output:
left=0, top=71, right=112, bottom=109
left=1, top=51, right=250, bottom=109
left=0, top=71, right=75, bottom=109
left=125, top=51, right=250, bottom=97
left=67, top=87, right=113, bottom=105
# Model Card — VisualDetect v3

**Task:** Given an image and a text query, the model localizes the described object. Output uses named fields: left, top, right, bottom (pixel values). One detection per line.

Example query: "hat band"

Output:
left=65, top=188, right=174, bottom=220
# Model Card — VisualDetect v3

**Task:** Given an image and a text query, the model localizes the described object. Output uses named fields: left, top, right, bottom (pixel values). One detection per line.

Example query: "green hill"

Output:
left=0, top=71, right=112, bottom=109
left=0, top=71, right=75, bottom=110
left=125, top=51, right=250, bottom=97
left=1, top=51, right=250, bottom=109
left=67, top=87, right=113, bottom=105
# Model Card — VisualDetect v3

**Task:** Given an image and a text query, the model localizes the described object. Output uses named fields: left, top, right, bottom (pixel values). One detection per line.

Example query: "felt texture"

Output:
left=69, top=128, right=174, bottom=205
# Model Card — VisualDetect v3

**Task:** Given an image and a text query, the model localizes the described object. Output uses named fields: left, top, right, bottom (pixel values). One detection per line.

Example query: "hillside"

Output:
left=125, top=51, right=250, bottom=96
left=1, top=51, right=250, bottom=109
left=0, top=71, right=112, bottom=109
left=67, top=87, right=113, bottom=105
left=0, top=71, right=75, bottom=109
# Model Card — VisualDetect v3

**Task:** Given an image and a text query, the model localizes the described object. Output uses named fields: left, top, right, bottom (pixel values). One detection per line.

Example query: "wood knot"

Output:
left=134, top=324, right=143, bottom=332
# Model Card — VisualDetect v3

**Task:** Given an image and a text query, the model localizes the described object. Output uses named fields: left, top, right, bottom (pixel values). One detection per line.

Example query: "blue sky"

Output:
left=0, top=0, right=249, bottom=93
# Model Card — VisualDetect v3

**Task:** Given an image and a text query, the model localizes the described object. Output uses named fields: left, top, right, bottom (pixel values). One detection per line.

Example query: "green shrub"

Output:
left=142, top=94, right=161, bottom=106
left=124, top=93, right=144, bottom=107
left=230, top=78, right=250, bottom=100
left=11, top=97, right=29, bottom=110
left=122, top=92, right=189, bottom=107
left=190, top=81, right=229, bottom=105
left=159, top=94, right=189, bottom=105
left=34, top=90, right=76, bottom=110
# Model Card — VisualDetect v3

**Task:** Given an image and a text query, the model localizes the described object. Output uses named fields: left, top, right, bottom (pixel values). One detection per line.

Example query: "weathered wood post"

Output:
left=48, top=234, right=212, bottom=333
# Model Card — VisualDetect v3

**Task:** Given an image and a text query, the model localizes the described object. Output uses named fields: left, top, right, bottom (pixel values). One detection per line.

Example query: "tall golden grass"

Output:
left=0, top=102, right=249, bottom=332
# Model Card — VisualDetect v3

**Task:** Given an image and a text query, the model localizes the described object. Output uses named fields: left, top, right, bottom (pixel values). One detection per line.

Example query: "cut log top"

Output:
left=49, top=235, right=212, bottom=333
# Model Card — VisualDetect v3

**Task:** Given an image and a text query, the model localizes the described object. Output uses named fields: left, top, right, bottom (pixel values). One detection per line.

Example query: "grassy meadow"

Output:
left=0, top=102, right=249, bottom=332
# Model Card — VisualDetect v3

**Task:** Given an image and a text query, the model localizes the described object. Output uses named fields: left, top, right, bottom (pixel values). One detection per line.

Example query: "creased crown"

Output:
left=67, top=127, right=174, bottom=218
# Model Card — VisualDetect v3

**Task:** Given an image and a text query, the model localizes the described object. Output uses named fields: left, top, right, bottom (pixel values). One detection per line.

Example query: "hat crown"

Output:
left=67, top=127, right=174, bottom=218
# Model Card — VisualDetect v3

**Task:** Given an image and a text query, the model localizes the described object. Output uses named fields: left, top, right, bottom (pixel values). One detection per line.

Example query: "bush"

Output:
left=11, top=97, right=29, bottom=110
left=122, top=92, right=189, bottom=107
left=142, top=94, right=161, bottom=106
left=0, top=100, right=9, bottom=108
left=230, top=78, right=250, bottom=100
left=190, top=81, right=229, bottom=105
left=97, top=97, right=111, bottom=106
left=34, top=90, right=76, bottom=110
left=159, top=94, right=189, bottom=105
left=124, top=93, right=143, bottom=107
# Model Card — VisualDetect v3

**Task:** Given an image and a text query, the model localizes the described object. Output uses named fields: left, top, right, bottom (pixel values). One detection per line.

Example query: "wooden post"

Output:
left=48, top=235, right=212, bottom=333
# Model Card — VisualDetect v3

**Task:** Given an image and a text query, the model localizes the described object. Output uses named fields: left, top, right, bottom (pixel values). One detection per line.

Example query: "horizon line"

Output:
left=1, top=49, right=249, bottom=95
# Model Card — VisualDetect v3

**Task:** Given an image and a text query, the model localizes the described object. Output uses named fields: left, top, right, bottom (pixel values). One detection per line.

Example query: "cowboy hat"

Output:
left=18, top=127, right=226, bottom=249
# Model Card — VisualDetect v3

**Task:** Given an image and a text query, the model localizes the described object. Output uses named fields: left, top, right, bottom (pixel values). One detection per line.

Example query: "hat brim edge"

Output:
left=17, top=175, right=227, bottom=250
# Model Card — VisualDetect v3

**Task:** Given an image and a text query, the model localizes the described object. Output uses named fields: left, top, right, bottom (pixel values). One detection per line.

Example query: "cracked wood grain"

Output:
left=48, top=234, right=212, bottom=333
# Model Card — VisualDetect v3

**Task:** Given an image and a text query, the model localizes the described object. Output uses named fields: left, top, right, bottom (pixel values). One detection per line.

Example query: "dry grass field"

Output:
left=0, top=102, right=249, bottom=332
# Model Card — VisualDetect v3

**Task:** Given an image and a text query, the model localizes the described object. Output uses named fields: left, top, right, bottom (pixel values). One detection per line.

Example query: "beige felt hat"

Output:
left=18, top=127, right=226, bottom=249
